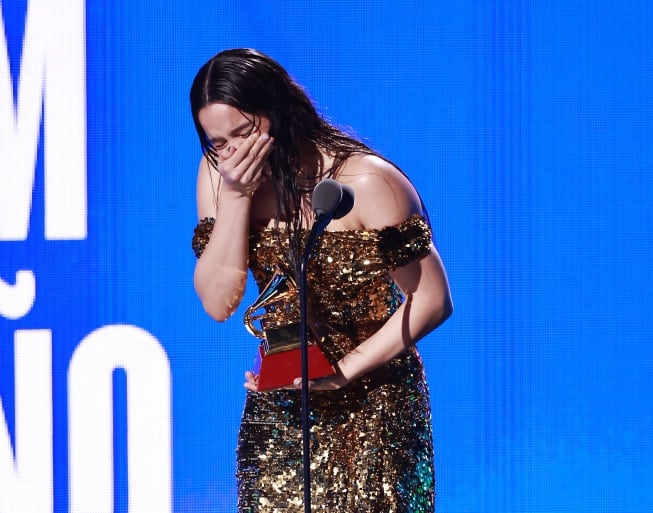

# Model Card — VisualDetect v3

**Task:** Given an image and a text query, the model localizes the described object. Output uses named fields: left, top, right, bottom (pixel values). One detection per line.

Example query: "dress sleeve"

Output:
left=377, top=214, right=433, bottom=270
left=191, top=217, right=215, bottom=258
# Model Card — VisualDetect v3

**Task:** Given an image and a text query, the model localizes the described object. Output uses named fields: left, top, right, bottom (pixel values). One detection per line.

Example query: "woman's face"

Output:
left=198, top=103, right=271, bottom=163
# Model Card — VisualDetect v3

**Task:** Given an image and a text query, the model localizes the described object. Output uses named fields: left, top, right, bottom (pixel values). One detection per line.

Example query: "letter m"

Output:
left=0, top=0, right=86, bottom=240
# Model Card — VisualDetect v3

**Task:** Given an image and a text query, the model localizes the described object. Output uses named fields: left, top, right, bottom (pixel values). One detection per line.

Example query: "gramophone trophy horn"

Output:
left=244, top=268, right=335, bottom=390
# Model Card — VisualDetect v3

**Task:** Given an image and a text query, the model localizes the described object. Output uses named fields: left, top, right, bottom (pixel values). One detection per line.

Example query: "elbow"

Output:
left=194, top=276, right=243, bottom=323
left=197, top=286, right=241, bottom=322
left=201, top=299, right=234, bottom=323
left=429, top=293, right=453, bottom=330
left=441, top=295, right=453, bottom=323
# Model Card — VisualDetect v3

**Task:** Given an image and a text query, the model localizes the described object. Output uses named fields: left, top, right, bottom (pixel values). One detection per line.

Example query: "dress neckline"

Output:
left=249, top=213, right=426, bottom=236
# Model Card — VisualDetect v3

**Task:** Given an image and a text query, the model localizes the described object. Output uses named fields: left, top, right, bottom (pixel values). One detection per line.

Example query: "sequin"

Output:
left=192, top=214, right=436, bottom=512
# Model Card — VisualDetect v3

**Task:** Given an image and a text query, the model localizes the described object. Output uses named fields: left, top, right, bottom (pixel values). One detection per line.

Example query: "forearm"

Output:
left=336, top=247, right=453, bottom=385
left=194, top=188, right=252, bottom=321
left=336, top=292, right=451, bottom=384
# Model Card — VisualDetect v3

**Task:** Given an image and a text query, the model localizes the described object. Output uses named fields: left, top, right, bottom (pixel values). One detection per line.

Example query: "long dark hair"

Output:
left=190, top=48, right=376, bottom=270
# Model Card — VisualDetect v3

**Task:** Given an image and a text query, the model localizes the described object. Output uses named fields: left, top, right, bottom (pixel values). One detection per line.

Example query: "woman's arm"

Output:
left=330, top=156, right=453, bottom=387
left=243, top=155, right=453, bottom=391
left=335, top=246, right=452, bottom=385
left=194, top=131, right=273, bottom=321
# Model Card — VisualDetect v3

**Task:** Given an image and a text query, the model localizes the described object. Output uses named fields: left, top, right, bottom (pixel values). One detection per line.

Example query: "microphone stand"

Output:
left=298, top=213, right=330, bottom=513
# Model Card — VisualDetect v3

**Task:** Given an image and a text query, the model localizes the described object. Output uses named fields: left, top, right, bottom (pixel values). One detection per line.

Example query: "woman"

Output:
left=190, top=48, right=452, bottom=512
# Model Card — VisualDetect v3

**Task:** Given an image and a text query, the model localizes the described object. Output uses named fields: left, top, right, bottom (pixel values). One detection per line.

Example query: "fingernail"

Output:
left=260, top=133, right=270, bottom=141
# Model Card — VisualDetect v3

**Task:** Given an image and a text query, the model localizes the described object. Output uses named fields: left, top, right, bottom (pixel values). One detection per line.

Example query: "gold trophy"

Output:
left=244, top=268, right=335, bottom=391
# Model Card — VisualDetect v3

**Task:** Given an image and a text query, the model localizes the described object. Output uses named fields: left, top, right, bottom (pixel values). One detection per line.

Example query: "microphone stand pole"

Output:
left=298, top=214, right=328, bottom=513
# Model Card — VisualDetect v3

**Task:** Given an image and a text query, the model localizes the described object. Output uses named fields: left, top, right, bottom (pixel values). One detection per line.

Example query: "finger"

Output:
left=292, top=377, right=316, bottom=390
left=243, top=136, right=274, bottom=179
left=244, top=381, right=259, bottom=392
left=234, top=153, right=272, bottom=196
left=215, top=136, right=273, bottom=197
left=225, top=131, right=266, bottom=170
left=250, top=132, right=273, bottom=157
left=244, top=370, right=258, bottom=382
left=221, top=134, right=273, bottom=187
left=235, top=134, right=273, bottom=181
left=244, top=371, right=259, bottom=391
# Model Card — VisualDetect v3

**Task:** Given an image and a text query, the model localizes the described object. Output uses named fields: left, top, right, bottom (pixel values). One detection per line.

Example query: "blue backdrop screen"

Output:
left=1, top=1, right=651, bottom=512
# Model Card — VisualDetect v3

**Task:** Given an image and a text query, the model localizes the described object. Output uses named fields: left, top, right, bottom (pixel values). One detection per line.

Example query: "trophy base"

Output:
left=253, top=344, right=336, bottom=391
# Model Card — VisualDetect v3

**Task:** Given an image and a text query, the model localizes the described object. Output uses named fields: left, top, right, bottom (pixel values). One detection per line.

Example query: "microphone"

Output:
left=332, top=183, right=355, bottom=220
left=311, top=179, right=355, bottom=234
left=298, top=178, right=355, bottom=513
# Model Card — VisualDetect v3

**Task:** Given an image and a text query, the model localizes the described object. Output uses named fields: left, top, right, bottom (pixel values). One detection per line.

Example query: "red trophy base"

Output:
left=253, top=344, right=336, bottom=391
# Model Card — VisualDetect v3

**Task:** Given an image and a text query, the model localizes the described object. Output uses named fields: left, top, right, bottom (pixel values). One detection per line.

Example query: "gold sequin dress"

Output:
left=192, top=214, right=435, bottom=513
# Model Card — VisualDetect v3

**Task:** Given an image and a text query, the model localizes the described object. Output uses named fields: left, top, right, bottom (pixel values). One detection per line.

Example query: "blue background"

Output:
left=1, top=0, right=652, bottom=511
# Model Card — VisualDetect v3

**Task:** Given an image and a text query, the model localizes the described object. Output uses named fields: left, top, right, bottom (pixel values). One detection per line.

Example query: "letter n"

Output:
left=0, top=330, right=53, bottom=512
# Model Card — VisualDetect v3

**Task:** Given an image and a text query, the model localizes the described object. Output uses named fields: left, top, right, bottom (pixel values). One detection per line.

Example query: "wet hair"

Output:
left=190, top=48, right=376, bottom=269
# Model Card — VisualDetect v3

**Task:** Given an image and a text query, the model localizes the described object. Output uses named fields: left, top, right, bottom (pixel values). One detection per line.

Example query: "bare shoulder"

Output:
left=336, top=154, right=422, bottom=230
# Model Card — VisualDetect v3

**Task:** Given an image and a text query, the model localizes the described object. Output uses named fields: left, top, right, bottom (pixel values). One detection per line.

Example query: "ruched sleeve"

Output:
left=191, top=217, right=215, bottom=258
left=375, top=214, right=432, bottom=270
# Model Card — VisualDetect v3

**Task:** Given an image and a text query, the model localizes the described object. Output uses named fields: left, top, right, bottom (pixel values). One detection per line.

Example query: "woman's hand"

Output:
left=216, top=130, right=274, bottom=197
left=243, top=370, right=349, bottom=392
left=243, top=371, right=260, bottom=392
left=292, top=372, right=349, bottom=391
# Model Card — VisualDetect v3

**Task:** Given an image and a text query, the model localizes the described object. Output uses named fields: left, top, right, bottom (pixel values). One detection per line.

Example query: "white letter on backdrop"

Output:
left=68, top=325, right=172, bottom=513
left=0, top=330, right=53, bottom=512
left=0, top=0, right=86, bottom=241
